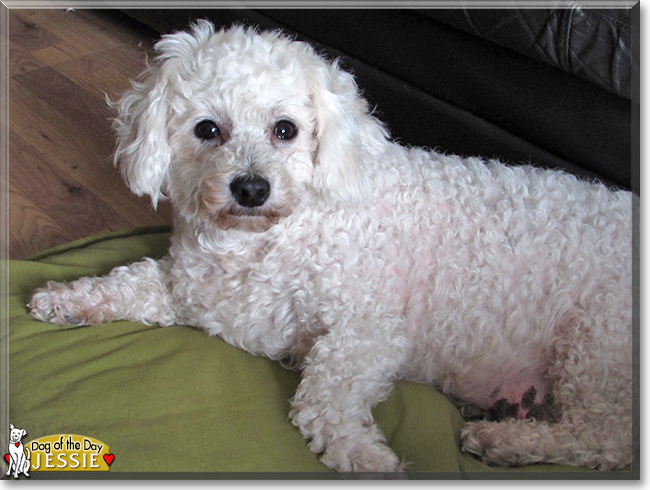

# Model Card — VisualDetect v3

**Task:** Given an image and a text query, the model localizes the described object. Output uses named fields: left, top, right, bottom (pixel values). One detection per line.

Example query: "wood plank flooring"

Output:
left=8, top=9, right=173, bottom=259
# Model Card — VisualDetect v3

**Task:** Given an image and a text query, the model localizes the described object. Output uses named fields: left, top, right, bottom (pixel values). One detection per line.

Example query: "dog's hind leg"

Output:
left=461, top=316, right=633, bottom=470
left=21, top=449, right=30, bottom=477
left=461, top=413, right=631, bottom=470
left=29, top=257, right=177, bottom=327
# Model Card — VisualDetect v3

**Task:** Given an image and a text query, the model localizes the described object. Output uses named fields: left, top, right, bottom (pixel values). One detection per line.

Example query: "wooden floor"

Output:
left=8, top=9, right=173, bottom=260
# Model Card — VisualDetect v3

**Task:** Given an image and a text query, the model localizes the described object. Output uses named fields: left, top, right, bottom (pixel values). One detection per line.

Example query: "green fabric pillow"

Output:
left=8, top=227, right=622, bottom=478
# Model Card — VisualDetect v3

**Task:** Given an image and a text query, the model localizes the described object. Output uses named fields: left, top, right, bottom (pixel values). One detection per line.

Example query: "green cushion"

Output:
left=8, top=227, right=618, bottom=477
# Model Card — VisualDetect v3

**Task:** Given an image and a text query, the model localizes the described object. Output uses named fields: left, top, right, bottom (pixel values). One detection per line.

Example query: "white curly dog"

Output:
left=29, top=22, right=633, bottom=473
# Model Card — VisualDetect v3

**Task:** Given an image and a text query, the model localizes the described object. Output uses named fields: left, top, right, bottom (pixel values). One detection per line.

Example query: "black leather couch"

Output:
left=115, top=8, right=637, bottom=192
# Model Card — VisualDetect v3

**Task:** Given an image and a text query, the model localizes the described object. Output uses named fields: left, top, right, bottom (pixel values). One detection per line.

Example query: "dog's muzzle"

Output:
left=230, top=175, right=271, bottom=208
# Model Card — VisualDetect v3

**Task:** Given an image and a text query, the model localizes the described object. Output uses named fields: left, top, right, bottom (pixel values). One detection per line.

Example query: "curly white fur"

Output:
left=29, top=22, right=633, bottom=473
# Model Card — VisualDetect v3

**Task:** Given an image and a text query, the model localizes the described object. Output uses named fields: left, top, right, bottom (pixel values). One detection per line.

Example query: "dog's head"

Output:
left=9, top=424, right=26, bottom=444
left=113, top=21, right=389, bottom=232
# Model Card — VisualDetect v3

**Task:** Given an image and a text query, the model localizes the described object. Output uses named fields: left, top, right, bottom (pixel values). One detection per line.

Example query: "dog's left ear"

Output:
left=21, top=429, right=26, bottom=437
left=308, top=58, right=390, bottom=203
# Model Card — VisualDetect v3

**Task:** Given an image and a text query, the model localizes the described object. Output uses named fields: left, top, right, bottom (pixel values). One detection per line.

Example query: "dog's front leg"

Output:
left=290, top=322, right=410, bottom=474
left=14, top=454, right=24, bottom=478
left=29, top=257, right=176, bottom=327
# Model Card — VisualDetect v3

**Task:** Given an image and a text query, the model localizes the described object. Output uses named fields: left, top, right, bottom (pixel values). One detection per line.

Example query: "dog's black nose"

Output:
left=230, top=175, right=271, bottom=208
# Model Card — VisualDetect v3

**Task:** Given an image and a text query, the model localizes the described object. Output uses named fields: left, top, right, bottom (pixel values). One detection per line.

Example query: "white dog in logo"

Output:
left=7, top=424, right=30, bottom=478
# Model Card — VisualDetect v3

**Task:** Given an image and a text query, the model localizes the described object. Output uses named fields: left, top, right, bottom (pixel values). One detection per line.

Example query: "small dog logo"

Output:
left=5, top=424, right=31, bottom=479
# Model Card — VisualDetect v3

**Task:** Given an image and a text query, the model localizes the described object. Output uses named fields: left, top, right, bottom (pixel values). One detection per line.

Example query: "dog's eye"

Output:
left=194, top=120, right=220, bottom=141
left=274, top=120, right=297, bottom=141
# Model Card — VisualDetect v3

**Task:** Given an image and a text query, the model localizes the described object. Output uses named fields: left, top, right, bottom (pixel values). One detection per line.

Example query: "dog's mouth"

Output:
left=199, top=174, right=295, bottom=232
left=217, top=205, right=288, bottom=232
left=202, top=195, right=292, bottom=233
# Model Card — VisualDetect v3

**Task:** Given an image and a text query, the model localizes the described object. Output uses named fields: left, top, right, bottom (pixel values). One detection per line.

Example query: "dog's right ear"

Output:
left=111, top=21, right=216, bottom=208
left=111, top=61, right=173, bottom=209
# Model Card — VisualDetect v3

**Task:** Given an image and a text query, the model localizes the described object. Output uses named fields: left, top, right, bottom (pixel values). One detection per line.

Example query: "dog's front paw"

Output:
left=29, top=282, right=88, bottom=325
left=28, top=280, right=103, bottom=326
left=319, top=437, right=403, bottom=476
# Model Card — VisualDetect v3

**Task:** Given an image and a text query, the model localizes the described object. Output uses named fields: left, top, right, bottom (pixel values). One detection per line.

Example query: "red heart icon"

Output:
left=15, top=443, right=19, bottom=447
left=4, top=454, right=9, bottom=464
left=103, top=454, right=114, bottom=466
